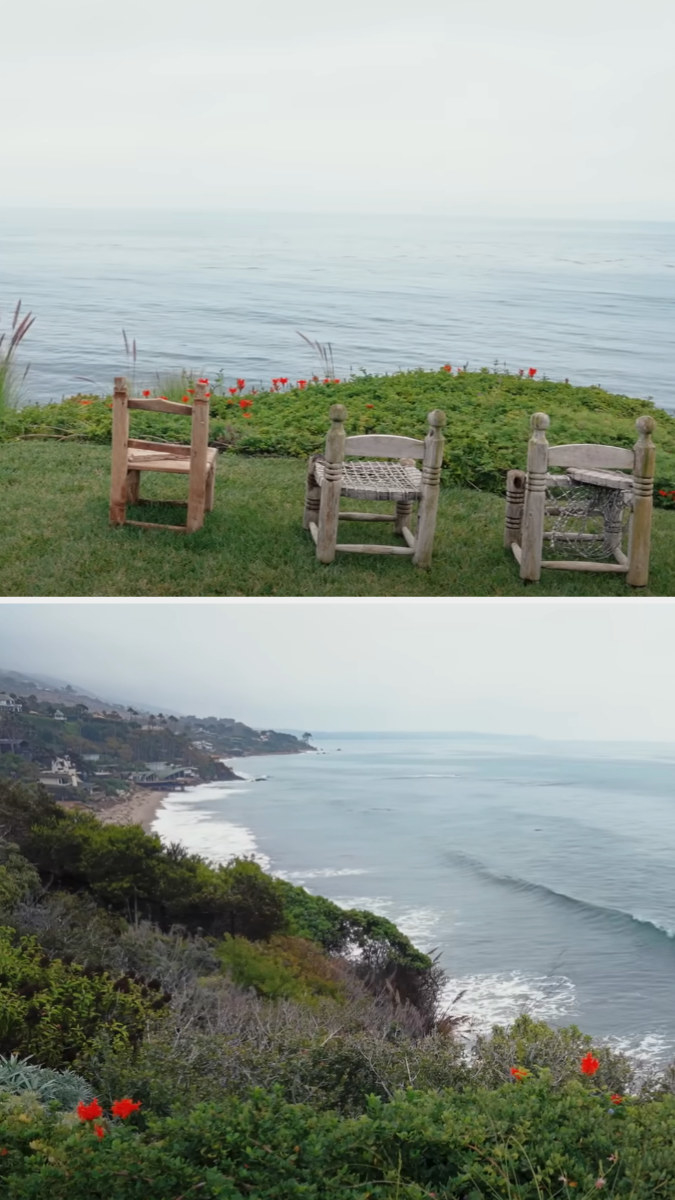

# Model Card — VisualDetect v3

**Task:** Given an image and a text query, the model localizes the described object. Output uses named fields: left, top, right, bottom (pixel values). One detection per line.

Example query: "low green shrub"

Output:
left=0, top=926, right=170, bottom=1073
left=0, top=1053, right=94, bottom=1110
left=2, top=1079, right=675, bottom=1198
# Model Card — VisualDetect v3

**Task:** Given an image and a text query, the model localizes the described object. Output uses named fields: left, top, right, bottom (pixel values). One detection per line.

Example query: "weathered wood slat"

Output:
left=128, top=438, right=191, bottom=456
left=335, top=543, right=415, bottom=555
left=338, top=512, right=395, bottom=522
left=129, top=397, right=193, bottom=415
left=547, top=444, right=634, bottom=469
left=401, top=525, right=416, bottom=549
left=123, top=520, right=188, bottom=532
left=344, top=434, right=424, bottom=459
left=541, top=560, right=628, bottom=573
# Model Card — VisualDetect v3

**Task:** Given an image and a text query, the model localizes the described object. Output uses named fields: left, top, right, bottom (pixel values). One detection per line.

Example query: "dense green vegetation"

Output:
left=3, top=369, right=675, bottom=498
left=1, top=776, right=674, bottom=1196
left=3, top=443, right=675, bottom=596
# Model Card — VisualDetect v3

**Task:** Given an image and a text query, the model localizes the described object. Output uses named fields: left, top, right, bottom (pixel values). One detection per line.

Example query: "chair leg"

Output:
left=394, top=499, right=413, bottom=535
left=206, top=464, right=216, bottom=512
left=504, top=470, right=525, bottom=548
left=303, top=455, right=321, bottom=531
left=126, top=470, right=140, bottom=505
left=110, top=467, right=128, bottom=526
left=316, top=465, right=342, bottom=564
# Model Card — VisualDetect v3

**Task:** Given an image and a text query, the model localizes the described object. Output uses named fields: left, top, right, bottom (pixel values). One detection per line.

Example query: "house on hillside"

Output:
left=0, top=694, right=23, bottom=713
left=53, top=709, right=66, bottom=722
left=131, top=765, right=201, bottom=787
left=39, top=756, right=82, bottom=791
left=0, top=738, right=30, bottom=757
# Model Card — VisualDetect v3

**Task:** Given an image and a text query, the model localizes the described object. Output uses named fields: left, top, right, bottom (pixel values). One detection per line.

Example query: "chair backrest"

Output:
left=325, top=405, right=446, bottom=466
left=527, top=412, right=655, bottom=479
left=112, top=377, right=210, bottom=462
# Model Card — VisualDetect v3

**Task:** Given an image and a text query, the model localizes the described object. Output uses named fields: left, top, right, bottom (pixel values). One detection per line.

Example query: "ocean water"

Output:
left=150, top=734, right=675, bottom=1071
left=1, top=209, right=674, bottom=410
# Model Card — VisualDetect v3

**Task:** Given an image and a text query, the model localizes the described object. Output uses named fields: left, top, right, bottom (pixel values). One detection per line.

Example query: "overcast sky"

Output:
left=0, top=601, right=672, bottom=743
left=1, top=0, right=673, bottom=216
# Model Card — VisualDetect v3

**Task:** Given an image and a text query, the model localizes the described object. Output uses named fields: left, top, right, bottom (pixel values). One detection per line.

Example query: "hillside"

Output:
left=0, top=669, right=311, bottom=797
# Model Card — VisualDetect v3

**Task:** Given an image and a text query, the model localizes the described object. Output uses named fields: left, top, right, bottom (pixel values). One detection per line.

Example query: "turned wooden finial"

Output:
left=636, top=415, right=655, bottom=438
left=193, top=381, right=208, bottom=403
left=329, top=403, right=347, bottom=425
left=427, top=409, right=446, bottom=430
left=530, top=412, right=550, bottom=434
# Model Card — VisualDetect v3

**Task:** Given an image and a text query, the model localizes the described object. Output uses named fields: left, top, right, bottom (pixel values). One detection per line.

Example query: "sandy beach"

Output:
left=92, top=787, right=170, bottom=834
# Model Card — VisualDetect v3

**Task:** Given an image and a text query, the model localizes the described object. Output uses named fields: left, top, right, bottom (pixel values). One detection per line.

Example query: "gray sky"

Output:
left=0, top=601, right=672, bottom=742
left=2, top=0, right=673, bottom=216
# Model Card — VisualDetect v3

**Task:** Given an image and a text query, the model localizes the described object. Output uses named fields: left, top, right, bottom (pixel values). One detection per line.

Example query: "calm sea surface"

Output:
left=1, top=210, right=673, bottom=410
left=150, top=734, right=675, bottom=1069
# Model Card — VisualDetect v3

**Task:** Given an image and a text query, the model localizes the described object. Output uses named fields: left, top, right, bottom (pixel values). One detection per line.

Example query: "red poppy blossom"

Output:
left=111, top=1098, right=142, bottom=1119
left=297, top=380, right=307, bottom=389
left=323, top=378, right=330, bottom=384
left=79, top=400, right=92, bottom=406
left=236, top=378, right=246, bottom=391
left=94, top=1125, right=106, bottom=1139
left=510, top=1067, right=529, bottom=1080
left=279, top=377, right=288, bottom=385
left=332, top=378, right=340, bottom=384
left=77, top=1099, right=104, bottom=1121
left=243, top=412, right=252, bottom=418
left=580, top=1053, right=600, bottom=1076
left=198, top=377, right=209, bottom=384
left=0, top=1149, right=8, bottom=1156
left=182, top=395, right=189, bottom=402
left=659, top=490, right=667, bottom=496
left=610, top=1094, right=623, bottom=1105
left=528, top=367, right=537, bottom=377
left=142, top=389, right=151, bottom=397
left=366, top=403, right=374, bottom=409
left=239, top=398, right=253, bottom=409
left=228, top=387, right=237, bottom=395
left=442, top=364, right=452, bottom=372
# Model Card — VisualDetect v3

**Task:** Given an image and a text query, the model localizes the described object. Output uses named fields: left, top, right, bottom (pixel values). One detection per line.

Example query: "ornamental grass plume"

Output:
left=0, top=300, right=35, bottom=415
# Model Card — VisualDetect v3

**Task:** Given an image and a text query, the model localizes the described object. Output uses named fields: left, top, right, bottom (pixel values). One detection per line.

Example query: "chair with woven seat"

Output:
left=304, top=404, right=446, bottom=567
left=504, top=412, right=656, bottom=586
left=109, top=377, right=217, bottom=532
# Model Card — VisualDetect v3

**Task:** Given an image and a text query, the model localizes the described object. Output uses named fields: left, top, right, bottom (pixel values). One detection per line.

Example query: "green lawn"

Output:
left=2, top=442, right=674, bottom=596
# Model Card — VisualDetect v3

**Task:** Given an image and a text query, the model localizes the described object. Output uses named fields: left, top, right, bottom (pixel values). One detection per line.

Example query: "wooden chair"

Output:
left=109, top=377, right=217, bottom=532
left=304, top=404, right=446, bottom=567
left=504, top=412, right=656, bottom=586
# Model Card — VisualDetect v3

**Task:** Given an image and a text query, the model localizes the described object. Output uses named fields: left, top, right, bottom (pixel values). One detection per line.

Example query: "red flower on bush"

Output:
left=528, top=367, right=537, bottom=377
left=0, top=1148, right=8, bottom=1156
left=79, top=400, right=92, bottom=406
left=228, top=387, right=237, bottom=395
left=94, top=1125, right=106, bottom=1139
left=610, top=1094, right=623, bottom=1105
left=366, top=403, right=374, bottom=409
left=142, top=389, right=151, bottom=397
left=236, top=378, right=246, bottom=391
left=77, top=1099, right=104, bottom=1121
left=182, top=395, right=189, bottom=403
left=332, top=378, right=340, bottom=384
left=198, top=377, right=209, bottom=384
left=243, top=412, right=252, bottom=418
left=510, top=1067, right=529, bottom=1080
left=239, top=398, right=253, bottom=409
left=442, top=364, right=452, bottom=372
left=580, top=1052, right=600, bottom=1076
left=297, top=380, right=307, bottom=389
left=111, top=1098, right=142, bottom=1119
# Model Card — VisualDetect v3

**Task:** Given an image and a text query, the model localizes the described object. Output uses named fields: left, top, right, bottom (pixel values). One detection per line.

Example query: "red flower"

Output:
left=236, top=378, right=246, bottom=391
left=142, top=389, right=150, bottom=397
left=243, top=412, right=252, bottom=418
left=442, top=364, right=452, bottom=372
left=198, top=377, right=209, bottom=384
left=297, top=380, right=307, bottom=389
left=366, top=403, right=374, bottom=409
left=79, top=400, right=92, bottom=406
left=205, top=391, right=211, bottom=398
left=77, top=1099, right=104, bottom=1121
left=610, top=1094, right=623, bottom=1105
left=111, top=1098, right=142, bottom=1119
left=332, top=378, right=340, bottom=384
left=510, top=1067, right=529, bottom=1080
left=182, top=395, right=189, bottom=402
left=659, top=490, right=667, bottom=496
left=188, top=388, right=195, bottom=394
left=279, top=377, right=288, bottom=385
left=323, top=378, right=330, bottom=384
left=94, top=1125, right=106, bottom=1139
left=228, top=387, right=237, bottom=395
left=239, top=398, right=253, bottom=409
left=0, top=1149, right=8, bottom=1156
left=528, top=367, right=537, bottom=377
left=580, top=1052, right=600, bottom=1076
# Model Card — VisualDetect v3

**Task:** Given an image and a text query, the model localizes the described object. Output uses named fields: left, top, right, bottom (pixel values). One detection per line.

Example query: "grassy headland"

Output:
left=2, top=368, right=674, bottom=596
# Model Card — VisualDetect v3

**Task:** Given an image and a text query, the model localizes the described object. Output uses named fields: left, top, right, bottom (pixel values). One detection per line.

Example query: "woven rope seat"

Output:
left=314, top=458, right=422, bottom=501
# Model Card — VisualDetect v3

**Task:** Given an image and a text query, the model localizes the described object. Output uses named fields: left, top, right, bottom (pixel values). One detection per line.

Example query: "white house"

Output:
left=0, top=694, right=23, bottom=713
left=39, top=756, right=82, bottom=791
